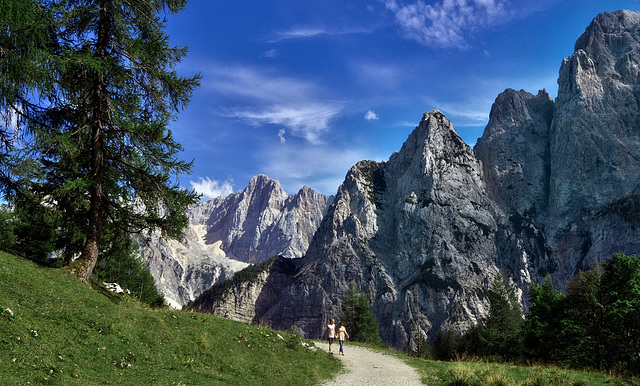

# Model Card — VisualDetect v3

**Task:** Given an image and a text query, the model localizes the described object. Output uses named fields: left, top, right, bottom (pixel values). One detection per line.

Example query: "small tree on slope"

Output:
left=338, top=282, right=382, bottom=345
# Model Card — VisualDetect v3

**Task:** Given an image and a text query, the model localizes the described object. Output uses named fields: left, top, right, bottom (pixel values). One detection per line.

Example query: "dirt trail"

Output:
left=315, top=342, right=422, bottom=385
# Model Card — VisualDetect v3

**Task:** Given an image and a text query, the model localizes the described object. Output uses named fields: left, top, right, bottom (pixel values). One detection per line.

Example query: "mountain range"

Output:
left=145, top=10, right=640, bottom=348
left=139, top=175, right=332, bottom=308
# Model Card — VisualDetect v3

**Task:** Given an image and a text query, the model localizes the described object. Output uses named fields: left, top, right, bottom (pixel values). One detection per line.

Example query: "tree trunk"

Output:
left=73, top=0, right=109, bottom=283
left=74, top=182, right=103, bottom=283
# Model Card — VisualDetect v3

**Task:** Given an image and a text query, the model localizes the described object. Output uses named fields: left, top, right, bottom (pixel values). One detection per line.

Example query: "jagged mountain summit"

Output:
left=189, top=10, right=640, bottom=349
left=140, top=175, right=333, bottom=308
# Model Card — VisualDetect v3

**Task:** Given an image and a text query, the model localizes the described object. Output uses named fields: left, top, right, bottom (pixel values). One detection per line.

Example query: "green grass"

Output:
left=404, top=358, right=635, bottom=386
left=350, top=343, right=636, bottom=386
left=0, top=251, right=339, bottom=385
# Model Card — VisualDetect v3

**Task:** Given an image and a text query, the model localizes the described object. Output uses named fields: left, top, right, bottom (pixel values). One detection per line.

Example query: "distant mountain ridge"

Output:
left=187, top=10, right=640, bottom=349
left=140, top=174, right=332, bottom=308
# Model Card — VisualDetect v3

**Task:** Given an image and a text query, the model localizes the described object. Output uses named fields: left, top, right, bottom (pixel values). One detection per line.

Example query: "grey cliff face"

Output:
left=548, top=10, right=640, bottom=275
left=193, top=175, right=332, bottom=263
left=551, top=10, right=640, bottom=218
left=188, top=10, right=640, bottom=349
left=140, top=174, right=332, bottom=308
left=474, top=89, right=557, bottom=288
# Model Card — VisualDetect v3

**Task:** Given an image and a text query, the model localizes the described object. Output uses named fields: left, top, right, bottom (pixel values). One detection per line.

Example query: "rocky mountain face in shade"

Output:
left=139, top=175, right=333, bottom=308
left=188, top=10, right=640, bottom=349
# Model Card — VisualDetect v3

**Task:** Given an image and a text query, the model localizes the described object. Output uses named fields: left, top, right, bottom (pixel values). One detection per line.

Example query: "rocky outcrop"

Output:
left=475, top=89, right=557, bottom=288
left=140, top=175, right=332, bottom=308
left=138, top=226, right=248, bottom=309
left=193, top=175, right=332, bottom=263
left=188, top=10, right=640, bottom=349
left=187, top=256, right=298, bottom=324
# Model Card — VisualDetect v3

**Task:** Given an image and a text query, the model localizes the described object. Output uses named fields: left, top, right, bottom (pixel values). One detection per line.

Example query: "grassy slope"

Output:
left=403, top=356, right=635, bottom=386
left=0, top=251, right=338, bottom=385
left=348, top=341, right=636, bottom=385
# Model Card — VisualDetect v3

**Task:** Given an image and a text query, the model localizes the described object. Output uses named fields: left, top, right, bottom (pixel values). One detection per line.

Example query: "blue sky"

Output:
left=165, top=0, right=640, bottom=199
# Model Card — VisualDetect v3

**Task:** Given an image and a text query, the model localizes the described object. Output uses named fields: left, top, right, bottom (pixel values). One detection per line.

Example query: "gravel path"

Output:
left=315, top=342, right=422, bottom=385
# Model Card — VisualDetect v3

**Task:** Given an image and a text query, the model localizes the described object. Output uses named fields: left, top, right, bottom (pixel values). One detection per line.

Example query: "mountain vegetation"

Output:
left=0, top=0, right=199, bottom=283
left=428, top=254, right=640, bottom=378
left=2, top=250, right=631, bottom=385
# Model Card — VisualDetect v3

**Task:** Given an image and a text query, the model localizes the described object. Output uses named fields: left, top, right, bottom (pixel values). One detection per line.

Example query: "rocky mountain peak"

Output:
left=475, top=89, right=554, bottom=215
left=245, top=174, right=283, bottom=194
left=391, top=110, right=468, bottom=167
left=575, top=10, right=640, bottom=54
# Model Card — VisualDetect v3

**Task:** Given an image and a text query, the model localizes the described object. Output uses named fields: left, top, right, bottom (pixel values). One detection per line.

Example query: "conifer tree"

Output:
left=338, top=282, right=382, bottom=344
left=475, top=273, right=524, bottom=360
left=523, top=275, right=565, bottom=362
left=0, top=0, right=200, bottom=282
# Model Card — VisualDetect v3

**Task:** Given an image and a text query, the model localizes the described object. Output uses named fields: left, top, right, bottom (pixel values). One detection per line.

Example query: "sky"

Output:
left=164, top=0, right=640, bottom=200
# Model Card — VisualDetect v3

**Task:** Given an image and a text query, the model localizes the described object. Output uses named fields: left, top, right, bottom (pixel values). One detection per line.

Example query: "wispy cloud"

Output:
left=365, top=110, right=379, bottom=120
left=423, top=96, right=492, bottom=127
left=382, top=0, right=511, bottom=49
left=260, top=48, right=279, bottom=58
left=226, top=103, right=342, bottom=144
left=278, top=128, right=286, bottom=144
left=269, top=26, right=375, bottom=43
left=190, top=177, right=235, bottom=201
left=352, top=62, right=404, bottom=89
left=203, top=65, right=344, bottom=144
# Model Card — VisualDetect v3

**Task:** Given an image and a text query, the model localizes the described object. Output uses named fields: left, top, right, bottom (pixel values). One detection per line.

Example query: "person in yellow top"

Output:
left=337, top=322, right=349, bottom=355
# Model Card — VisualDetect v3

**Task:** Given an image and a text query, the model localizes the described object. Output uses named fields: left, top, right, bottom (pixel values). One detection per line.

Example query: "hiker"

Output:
left=337, top=322, right=349, bottom=355
left=327, top=318, right=336, bottom=354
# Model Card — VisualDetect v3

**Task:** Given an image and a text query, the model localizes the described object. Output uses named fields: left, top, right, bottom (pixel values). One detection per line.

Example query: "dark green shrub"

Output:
left=338, top=282, right=382, bottom=345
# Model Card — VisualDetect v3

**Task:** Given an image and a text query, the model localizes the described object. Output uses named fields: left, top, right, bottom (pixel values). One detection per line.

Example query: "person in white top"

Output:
left=327, top=319, right=336, bottom=354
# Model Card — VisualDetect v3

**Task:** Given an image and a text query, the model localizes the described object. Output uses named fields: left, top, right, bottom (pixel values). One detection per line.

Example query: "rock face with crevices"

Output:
left=545, top=10, right=640, bottom=275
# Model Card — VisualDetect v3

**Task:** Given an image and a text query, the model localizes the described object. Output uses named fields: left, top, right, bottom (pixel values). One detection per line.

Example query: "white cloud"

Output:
left=383, top=0, right=511, bottom=49
left=272, top=27, right=329, bottom=41
left=190, top=177, right=235, bottom=201
left=278, top=128, right=286, bottom=144
left=352, top=62, right=403, bottom=89
left=227, top=103, right=342, bottom=144
left=423, top=96, right=492, bottom=127
left=204, top=66, right=317, bottom=104
left=365, top=110, right=379, bottom=120
left=205, top=65, right=344, bottom=144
